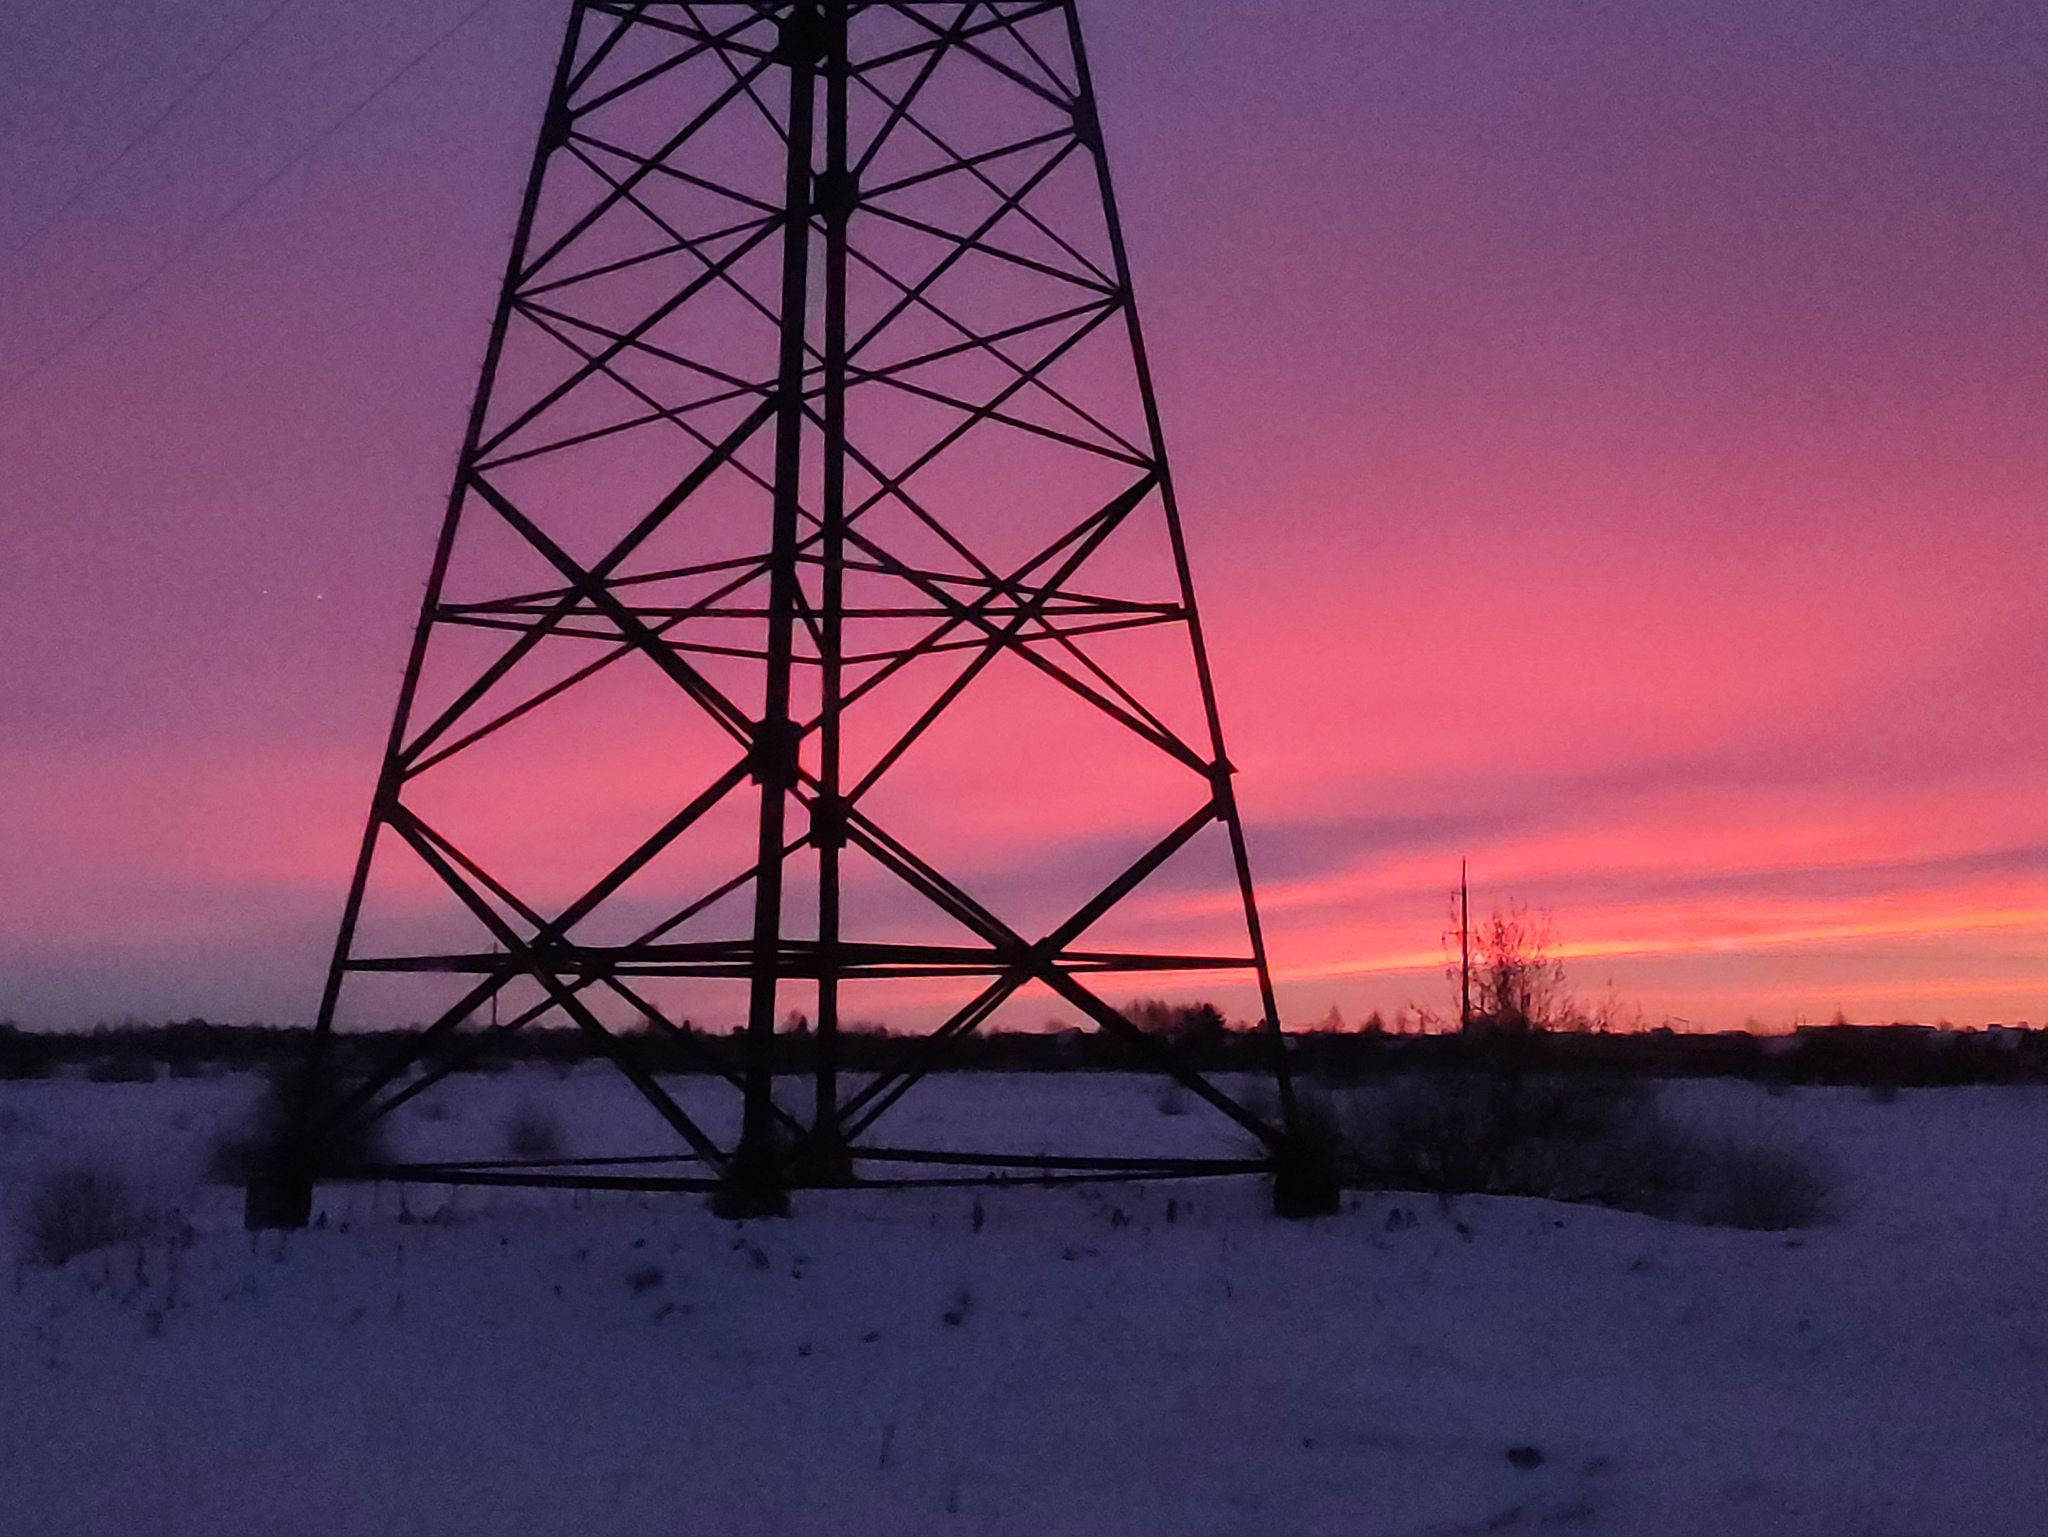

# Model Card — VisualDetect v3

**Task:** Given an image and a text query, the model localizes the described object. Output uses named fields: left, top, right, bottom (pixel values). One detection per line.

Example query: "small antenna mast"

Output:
left=1459, top=860, right=1472, bottom=1030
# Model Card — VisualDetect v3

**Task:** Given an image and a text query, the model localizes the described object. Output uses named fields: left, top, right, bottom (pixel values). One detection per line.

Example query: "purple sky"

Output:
left=4, top=0, right=2047, bottom=1030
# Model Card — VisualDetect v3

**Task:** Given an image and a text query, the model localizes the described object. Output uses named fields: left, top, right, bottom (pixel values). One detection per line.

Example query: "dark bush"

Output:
left=1356, top=1073, right=1663, bottom=1202
left=15, top=1164, right=154, bottom=1268
left=1292, top=1072, right=1835, bottom=1230
left=502, top=1099, right=566, bottom=1160
left=1690, top=1136, right=1838, bottom=1231
left=0, top=1051, right=52, bottom=1081
left=86, top=1056, right=157, bottom=1084
left=1151, top=1078, right=1191, bottom=1116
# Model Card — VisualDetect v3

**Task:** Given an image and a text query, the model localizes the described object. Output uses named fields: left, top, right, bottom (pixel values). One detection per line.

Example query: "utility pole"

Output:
left=1459, top=860, right=1472, bottom=1031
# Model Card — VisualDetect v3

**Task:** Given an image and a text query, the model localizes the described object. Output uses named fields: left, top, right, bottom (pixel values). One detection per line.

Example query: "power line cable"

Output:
left=3, top=0, right=502, bottom=403
left=1, top=0, right=304, bottom=269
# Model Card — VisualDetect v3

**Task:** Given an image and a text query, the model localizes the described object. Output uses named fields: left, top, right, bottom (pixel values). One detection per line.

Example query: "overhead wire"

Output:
left=3, top=0, right=504, bottom=403
left=1, top=0, right=305, bottom=271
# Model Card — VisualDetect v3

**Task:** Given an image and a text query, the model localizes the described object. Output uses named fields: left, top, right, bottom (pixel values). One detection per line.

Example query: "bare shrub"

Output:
left=1584, top=1118, right=1706, bottom=1220
left=15, top=1164, right=155, bottom=1268
left=1445, top=901, right=1575, bottom=1032
left=1356, top=1073, right=1663, bottom=1202
left=1690, top=1136, right=1837, bottom=1231
left=1471, top=908, right=1569, bottom=1031
left=502, top=1099, right=566, bottom=1161
left=1292, top=1073, right=1835, bottom=1230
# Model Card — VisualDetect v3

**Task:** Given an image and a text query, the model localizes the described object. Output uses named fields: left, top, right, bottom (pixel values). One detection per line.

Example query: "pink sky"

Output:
left=3, top=0, right=2046, bottom=1030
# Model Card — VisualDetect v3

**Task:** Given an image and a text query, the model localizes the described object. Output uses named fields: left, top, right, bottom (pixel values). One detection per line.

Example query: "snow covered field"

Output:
left=5, top=1068, right=2047, bottom=1535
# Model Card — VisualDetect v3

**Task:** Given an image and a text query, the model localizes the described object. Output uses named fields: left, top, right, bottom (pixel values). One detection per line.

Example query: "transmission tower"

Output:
left=251, top=0, right=1330, bottom=1226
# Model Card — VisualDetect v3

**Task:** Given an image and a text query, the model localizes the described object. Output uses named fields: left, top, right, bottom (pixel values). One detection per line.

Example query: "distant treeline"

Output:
left=4, top=1017, right=2048, bottom=1088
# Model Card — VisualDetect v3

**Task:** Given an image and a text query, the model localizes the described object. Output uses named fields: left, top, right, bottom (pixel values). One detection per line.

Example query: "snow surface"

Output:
left=4, top=1069, right=2048, bottom=1535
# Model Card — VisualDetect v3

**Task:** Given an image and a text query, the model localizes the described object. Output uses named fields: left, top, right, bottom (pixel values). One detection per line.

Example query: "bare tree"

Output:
left=1446, top=900, right=1573, bottom=1033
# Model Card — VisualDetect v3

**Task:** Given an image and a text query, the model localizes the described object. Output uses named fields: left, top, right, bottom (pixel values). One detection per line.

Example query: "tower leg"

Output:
left=244, top=1157, right=313, bottom=1230
left=790, top=1126, right=853, bottom=1187
left=711, top=1147, right=791, bottom=1220
left=1270, top=1142, right=1343, bottom=1219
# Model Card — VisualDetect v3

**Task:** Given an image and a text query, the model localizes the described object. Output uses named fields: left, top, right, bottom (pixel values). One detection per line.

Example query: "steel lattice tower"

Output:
left=252, top=0, right=1330, bottom=1225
